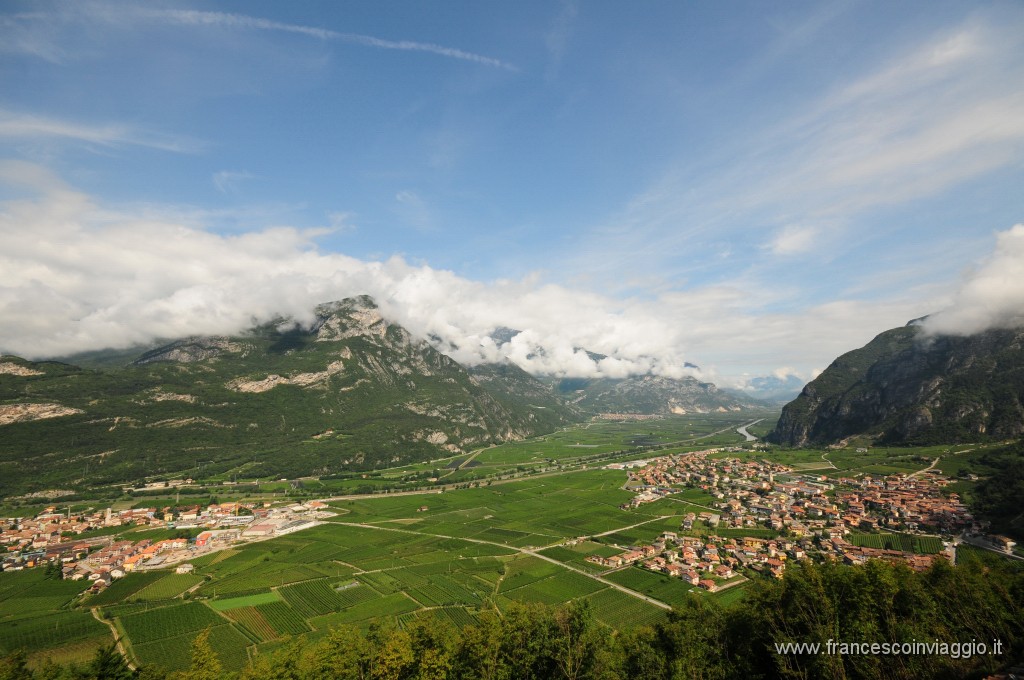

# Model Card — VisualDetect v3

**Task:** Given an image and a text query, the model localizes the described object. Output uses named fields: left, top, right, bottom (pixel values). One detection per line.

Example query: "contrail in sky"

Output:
left=146, top=9, right=518, bottom=71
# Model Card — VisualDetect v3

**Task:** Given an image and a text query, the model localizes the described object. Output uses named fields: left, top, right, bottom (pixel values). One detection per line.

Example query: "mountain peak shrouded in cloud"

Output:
left=3, top=3, right=1024, bottom=388
left=0, top=164, right=702, bottom=381
left=2, top=163, right=1023, bottom=388
left=922, top=224, right=1024, bottom=337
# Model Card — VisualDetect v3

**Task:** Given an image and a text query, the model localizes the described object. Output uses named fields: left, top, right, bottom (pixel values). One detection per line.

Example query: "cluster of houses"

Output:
left=614, top=449, right=792, bottom=511
left=1, top=500, right=330, bottom=580
left=589, top=450, right=994, bottom=584
left=585, top=521, right=950, bottom=593
left=833, top=475, right=973, bottom=534
left=586, top=532, right=758, bottom=592
left=62, top=537, right=192, bottom=590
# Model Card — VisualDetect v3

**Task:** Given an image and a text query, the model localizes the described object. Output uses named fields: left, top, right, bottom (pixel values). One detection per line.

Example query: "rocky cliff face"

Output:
left=134, top=337, right=249, bottom=364
left=769, top=322, right=1024, bottom=447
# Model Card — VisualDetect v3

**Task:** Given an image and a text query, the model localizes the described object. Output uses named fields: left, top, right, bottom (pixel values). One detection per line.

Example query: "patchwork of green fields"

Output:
left=0, top=468, right=694, bottom=671
left=131, top=624, right=251, bottom=672
left=24, top=476, right=672, bottom=670
left=440, top=415, right=771, bottom=480
left=133, top=573, right=204, bottom=600
left=326, top=469, right=692, bottom=547
left=208, top=591, right=282, bottom=611
left=4, top=415, right=991, bottom=674
left=583, top=587, right=668, bottom=628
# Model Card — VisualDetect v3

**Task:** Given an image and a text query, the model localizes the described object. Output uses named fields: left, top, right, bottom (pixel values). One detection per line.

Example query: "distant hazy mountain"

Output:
left=769, top=321, right=1024, bottom=447
left=553, top=375, right=761, bottom=415
left=487, top=329, right=727, bottom=414
left=0, top=296, right=581, bottom=495
left=725, top=374, right=806, bottom=404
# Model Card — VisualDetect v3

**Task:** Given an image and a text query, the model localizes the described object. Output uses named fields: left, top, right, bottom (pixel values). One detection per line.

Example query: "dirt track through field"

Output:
left=333, top=521, right=672, bottom=611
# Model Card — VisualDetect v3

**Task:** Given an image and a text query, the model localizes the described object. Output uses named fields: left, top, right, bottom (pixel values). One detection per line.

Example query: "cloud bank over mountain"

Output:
left=0, top=163, right=689, bottom=378
left=923, top=224, right=1024, bottom=336
left=3, top=4, right=1023, bottom=391
left=0, top=163, right=940, bottom=386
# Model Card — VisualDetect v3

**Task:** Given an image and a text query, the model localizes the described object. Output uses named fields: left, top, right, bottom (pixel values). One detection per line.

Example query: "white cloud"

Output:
left=0, top=109, right=202, bottom=153
left=394, top=190, right=434, bottom=232
left=0, top=164, right=933, bottom=385
left=327, top=211, right=356, bottom=234
left=212, top=170, right=253, bottom=194
left=544, top=0, right=577, bottom=80
left=571, top=13, right=1024, bottom=286
left=923, top=224, right=1024, bottom=336
left=768, top=225, right=819, bottom=255
left=772, top=366, right=800, bottom=380
left=0, top=11, right=66, bottom=62
left=771, top=20, right=1024, bottom=214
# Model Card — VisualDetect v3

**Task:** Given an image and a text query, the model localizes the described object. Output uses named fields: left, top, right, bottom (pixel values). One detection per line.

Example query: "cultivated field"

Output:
left=4, top=413, right=987, bottom=673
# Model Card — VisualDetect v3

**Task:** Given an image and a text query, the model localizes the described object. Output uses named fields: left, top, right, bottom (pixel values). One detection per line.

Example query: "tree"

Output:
left=83, top=644, right=134, bottom=680
left=406, top=620, right=454, bottom=680
left=0, top=650, right=33, bottom=680
left=452, top=610, right=504, bottom=680
left=552, top=600, right=607, bottom=680
left=616, top=626, right=666, bottom=680
left=171, top=629, right=221, bottom=680
left=366, top=624, right=413, bottom=680
left=294, top=626, right=371, bottom=680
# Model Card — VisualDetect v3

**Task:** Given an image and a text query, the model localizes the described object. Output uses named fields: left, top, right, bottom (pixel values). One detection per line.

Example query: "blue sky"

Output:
left=2, top=1, right=1024, bottom=389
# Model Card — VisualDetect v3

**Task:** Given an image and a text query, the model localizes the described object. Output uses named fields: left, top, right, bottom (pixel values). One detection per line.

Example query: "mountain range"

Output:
left=0, top=295, right=754, bottom=496
left=551, top=375, right=760, bottom=415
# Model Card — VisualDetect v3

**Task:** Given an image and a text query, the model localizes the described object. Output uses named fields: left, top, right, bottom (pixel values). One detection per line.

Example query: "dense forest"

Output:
left=4, top=555, right=1022, bottom=680
left=970, top=441, right=1024, bottom=539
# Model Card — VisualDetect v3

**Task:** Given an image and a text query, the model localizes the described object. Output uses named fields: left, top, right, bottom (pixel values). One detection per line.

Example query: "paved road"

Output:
left=711, top=575, right=749, bottom=592
left=663, top=496, right=717, bottom=512
left=794, top=451, right=838, bottom=472
left=322, top=415, right=773, bottom=503
left=659, top=418, right=766, bottom=448
left=439, top=443, right=500, bottom=480
left=321, top=466, right=600, bottom=503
